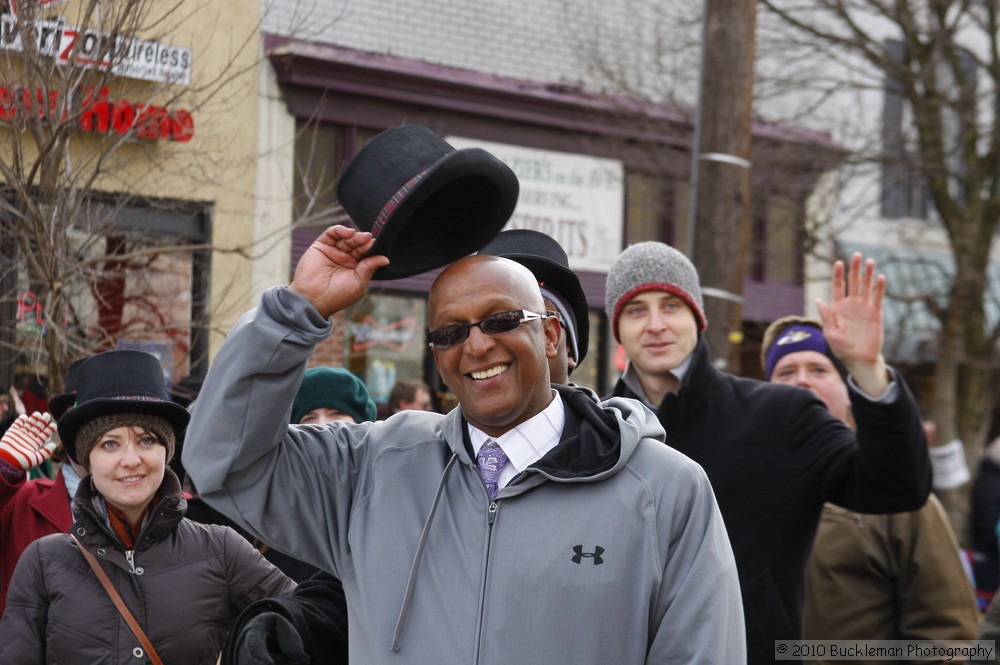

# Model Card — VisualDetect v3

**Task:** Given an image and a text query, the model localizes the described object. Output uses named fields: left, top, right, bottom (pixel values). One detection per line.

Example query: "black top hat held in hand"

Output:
left=336, top=125, right=519, bottom=280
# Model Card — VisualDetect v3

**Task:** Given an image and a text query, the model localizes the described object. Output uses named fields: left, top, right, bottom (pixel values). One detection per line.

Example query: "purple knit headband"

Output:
left=764, top=324, right=827, bottom=380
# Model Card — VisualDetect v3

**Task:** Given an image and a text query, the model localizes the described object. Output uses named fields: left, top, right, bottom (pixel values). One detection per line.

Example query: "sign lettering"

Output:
left=0, top=84, right=194, bottom=141
left=447, top=137, right=624, bottom=272
left=0, top=14, right=192, bottom=85
left=350, top=316, right=418, bottom=353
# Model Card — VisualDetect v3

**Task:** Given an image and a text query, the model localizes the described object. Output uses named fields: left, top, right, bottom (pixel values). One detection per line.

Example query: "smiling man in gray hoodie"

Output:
left=184, top=225, right=745, bottom=665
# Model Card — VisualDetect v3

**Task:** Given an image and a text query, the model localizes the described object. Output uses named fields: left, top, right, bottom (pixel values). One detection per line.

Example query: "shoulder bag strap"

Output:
left=70, top=534, right=164, bottom=665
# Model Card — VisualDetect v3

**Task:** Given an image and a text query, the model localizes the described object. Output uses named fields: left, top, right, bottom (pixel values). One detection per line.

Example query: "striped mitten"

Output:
left=0, top=412, right=57, bottom=471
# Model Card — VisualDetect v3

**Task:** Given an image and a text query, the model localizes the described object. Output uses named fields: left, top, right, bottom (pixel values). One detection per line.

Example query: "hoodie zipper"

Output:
left=473, top=495, right=499, bottom=665
left=120, top=493, right=171, bottom=575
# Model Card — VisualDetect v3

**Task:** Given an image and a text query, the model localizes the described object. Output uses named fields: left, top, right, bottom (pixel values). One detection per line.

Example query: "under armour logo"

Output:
left=571, top=545, right=605, bottom=565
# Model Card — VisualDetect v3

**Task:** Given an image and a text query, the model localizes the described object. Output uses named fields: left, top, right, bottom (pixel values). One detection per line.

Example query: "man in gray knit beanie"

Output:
left=604, top=241, right=708, bottom=409
left=604, top=246, right=932, bottom=665
left=604, top=241, right=707, bottom=340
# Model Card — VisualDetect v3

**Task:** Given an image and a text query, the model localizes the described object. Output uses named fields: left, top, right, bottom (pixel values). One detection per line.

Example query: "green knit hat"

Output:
left=291, top=367, right=377, bottom=424
left=605, top=241, right=707, bottom=341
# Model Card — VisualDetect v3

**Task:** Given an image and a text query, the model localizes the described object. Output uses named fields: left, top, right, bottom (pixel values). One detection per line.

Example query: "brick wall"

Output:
left=306, top=312, right=347, bottom=369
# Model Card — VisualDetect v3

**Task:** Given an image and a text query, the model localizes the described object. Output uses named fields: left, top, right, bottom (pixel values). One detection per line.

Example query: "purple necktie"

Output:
left=476, top=441, right=508, bottom=500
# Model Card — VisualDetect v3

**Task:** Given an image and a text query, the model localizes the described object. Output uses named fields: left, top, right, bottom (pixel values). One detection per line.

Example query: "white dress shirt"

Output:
left=468, top=390, right=565, bottom=492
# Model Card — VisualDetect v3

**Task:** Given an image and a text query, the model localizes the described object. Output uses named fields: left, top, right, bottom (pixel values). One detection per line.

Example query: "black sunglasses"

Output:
left=428, top=309, right=553, bottom=349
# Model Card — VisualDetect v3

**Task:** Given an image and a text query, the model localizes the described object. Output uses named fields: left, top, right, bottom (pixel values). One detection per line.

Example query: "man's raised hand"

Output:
left=289, top=226, right=391, bottom=318
left=815, top=252, right=889, bottom=395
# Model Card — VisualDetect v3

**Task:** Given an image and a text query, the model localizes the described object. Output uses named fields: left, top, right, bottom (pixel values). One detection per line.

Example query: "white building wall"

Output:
left=252, top=53, right=296, bottom=303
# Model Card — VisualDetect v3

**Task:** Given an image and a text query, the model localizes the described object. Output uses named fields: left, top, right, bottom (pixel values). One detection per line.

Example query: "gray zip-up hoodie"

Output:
left=183, top=286, right=746, bottom=665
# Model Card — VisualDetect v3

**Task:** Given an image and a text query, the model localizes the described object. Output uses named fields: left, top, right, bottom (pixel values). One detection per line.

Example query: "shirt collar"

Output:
left=620, top=354, right=693, bottom=408
left=468, top=390, right=565, bottom=473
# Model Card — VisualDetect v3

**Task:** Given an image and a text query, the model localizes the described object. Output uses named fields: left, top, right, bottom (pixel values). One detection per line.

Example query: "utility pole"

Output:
left=688, top=0, right=757, bottom=372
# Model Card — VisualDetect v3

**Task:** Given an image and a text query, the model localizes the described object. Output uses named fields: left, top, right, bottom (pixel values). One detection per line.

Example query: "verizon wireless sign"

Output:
left=0, top=14, right=192, bottom=85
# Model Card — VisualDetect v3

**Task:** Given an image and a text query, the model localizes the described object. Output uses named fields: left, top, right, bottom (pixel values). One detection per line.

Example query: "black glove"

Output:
left=234, top=611, right=309, bottom=665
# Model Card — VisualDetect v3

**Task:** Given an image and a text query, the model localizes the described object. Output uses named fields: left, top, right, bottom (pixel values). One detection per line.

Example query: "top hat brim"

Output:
left=48, top=392, right=76, bottom=421
left=58, top=398, right=191, bottom=466
left=363, top=148, right=518, bottom=280
left=496, top=253, right=590, bottom=365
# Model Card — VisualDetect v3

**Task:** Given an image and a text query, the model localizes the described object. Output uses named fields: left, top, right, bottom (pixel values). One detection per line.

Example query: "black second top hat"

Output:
left=48, top=358, right=87, bottom=421
left=336, top=125, right=519, bottom=280
left=57, top=349, right=191, bottom=464
left=479, top=229, right=590, bottom=365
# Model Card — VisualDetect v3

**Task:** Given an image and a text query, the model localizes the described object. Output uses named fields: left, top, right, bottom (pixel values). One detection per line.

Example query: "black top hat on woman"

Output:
left=479, top=229, right=590, bottom=365
left=57, top=350, right=191, bottom=466
left=336, top=124, right=519, bottom=281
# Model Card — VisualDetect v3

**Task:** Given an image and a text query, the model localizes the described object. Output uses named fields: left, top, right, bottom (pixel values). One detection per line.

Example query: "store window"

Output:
left=625, top=171, right=670, bottom=246
left=763, top=195, right=800, bottom=283
left=290, top=122, right=378, bottom=272
left=1, top=198, right=209, bottom=393
left=343, top=291, right=428, bottom=410
left=565, top=309, right=608, bottom=394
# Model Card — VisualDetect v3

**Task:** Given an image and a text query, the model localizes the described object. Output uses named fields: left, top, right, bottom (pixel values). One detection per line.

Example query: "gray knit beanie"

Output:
left=605, top=242, right=707, bottom=341
left=76, top=413, right=176, bottom=470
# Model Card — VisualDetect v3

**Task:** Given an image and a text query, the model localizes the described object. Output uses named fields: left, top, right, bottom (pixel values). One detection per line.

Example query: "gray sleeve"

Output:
left=647, top=455, right=747, bottom=665
left=181, top=286, right=366, bottom=574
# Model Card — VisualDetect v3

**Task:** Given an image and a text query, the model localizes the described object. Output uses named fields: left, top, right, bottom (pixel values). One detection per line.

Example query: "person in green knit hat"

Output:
left=291, top=366, right=377, bottom=426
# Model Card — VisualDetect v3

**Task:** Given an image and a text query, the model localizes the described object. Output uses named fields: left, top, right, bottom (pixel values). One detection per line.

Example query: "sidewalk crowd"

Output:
left=0, top=125, right=989, bottom=664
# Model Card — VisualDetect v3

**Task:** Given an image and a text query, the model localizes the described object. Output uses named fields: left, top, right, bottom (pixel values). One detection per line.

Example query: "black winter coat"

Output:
left=0, top=469, right=296, bottom=664
left=609, top=339, right=930, bottom=665
left=222, top=570, right=349, bottom=665
left=972, top=456, right=1000, bottom=595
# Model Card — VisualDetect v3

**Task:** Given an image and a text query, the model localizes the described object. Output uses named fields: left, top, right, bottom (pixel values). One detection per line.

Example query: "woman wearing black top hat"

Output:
left=0, top=349, right=296, bottom=664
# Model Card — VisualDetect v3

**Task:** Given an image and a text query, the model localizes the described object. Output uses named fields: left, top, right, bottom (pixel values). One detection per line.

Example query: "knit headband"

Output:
left=764, top=324, right=829, bottom=380
left=75, top=413, right=176, bottom=470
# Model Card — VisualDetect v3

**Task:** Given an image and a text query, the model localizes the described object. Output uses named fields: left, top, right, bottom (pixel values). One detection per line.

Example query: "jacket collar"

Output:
left=27, top=470, right=72, bottom=530
left=677, top=337, right=714, bottom=398
left=72, top=467, right=187, bottom=551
